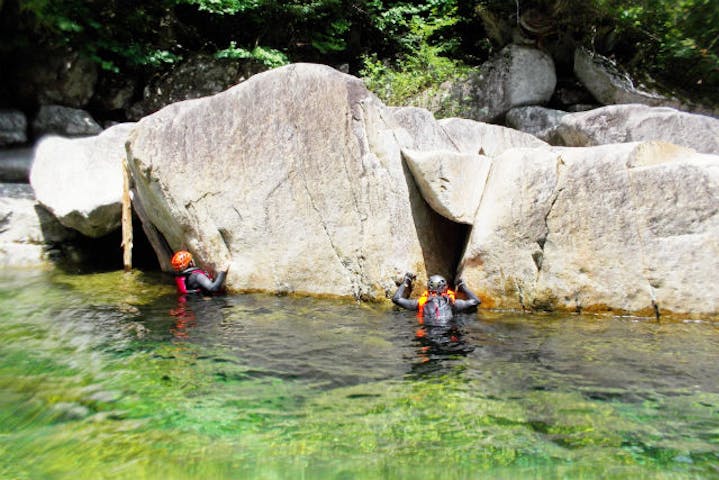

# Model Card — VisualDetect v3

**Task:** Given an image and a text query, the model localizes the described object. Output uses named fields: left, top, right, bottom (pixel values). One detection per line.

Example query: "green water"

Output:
left=1, top=269, right=717, bottom=479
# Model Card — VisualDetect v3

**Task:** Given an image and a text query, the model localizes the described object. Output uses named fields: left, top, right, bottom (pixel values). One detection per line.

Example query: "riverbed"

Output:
left=1, top=269, right=717, bottom=479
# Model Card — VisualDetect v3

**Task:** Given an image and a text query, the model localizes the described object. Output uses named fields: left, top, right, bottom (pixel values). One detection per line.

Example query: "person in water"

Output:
left=392, top=272, right=480, bottom=321
left=171, top=250, right=228, bottom=295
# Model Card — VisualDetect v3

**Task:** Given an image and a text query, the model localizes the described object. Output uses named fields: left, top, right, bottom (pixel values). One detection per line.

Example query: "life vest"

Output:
left=417, top=289, right=455, bottom=318
left=175, top=267, right=210, bottom=294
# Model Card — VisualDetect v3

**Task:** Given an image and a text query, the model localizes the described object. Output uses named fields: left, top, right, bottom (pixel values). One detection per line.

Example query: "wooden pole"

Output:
left=121, top=156, right=133, bottom=271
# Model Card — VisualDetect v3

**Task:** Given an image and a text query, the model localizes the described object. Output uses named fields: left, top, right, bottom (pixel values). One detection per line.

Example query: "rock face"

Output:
left=30, top=123, right=134, bottom=237
left=440, top=45, right=556, bottom=122
left=548, top=104, right=719, bottom=155
left=458, top=141, right=719, bottom=318
left=439, top=117, right=548, bottom=156
left=126, top=63, right=455, bottom=298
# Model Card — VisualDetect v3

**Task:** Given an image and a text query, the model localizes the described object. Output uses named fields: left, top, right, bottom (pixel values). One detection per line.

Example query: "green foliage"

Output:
left=215, top=42, right=289, bottom=68
left=360, top=0, right=469, bottom=106
left=594, top=0, right=719, bottom=97
left=174, top=0, right=260, bottom=15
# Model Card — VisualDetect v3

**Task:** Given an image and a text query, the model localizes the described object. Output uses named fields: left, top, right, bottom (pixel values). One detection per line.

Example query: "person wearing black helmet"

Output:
left=391, top=272, right=480, bottom=321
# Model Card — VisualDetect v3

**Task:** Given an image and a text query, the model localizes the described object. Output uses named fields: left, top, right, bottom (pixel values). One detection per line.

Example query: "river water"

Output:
left=1, top=269, right=717, bottom=479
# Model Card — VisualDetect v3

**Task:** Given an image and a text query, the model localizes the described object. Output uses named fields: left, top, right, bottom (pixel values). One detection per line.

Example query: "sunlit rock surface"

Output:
left=548, top=104, right=719, bottom=155
left=459, top=141, right=719, bottom=318
left=126, top=63, right=455, bottom=299
left=30, top=123, right=134, bottom=237
left=401, top=149, right=490, bottom=225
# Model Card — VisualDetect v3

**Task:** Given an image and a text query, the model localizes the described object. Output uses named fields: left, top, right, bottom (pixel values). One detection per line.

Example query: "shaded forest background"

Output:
left=1, top=0, right=717, bottom=120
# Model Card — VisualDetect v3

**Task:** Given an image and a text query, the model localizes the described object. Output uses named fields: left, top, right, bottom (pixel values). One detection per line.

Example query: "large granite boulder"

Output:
left=458, top=141, right=719, bottom=319
left=126, top=63, right=457, bottom=298
left=30, top=123, right=135, bottom=237
left=548, top=104, right=719, bottom=155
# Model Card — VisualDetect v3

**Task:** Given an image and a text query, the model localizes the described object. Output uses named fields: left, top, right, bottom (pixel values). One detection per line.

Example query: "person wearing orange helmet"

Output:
left=392, top=272, right=480, bottom=321
left=171, top=250, right=228, bottom=295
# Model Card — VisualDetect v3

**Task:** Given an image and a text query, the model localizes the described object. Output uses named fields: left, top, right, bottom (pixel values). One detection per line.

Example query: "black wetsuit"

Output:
left=176, top=267, right=227, bottom=295
left=392, top=276, right=480, bottom=322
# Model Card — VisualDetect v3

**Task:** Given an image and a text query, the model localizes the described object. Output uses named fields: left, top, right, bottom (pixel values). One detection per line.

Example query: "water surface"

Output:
left=1, top=269, right=717, bottom=479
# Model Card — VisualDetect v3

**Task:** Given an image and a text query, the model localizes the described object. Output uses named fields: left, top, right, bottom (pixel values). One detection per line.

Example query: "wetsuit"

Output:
left=392, top=275, right=480, bottom=322
left=175, top=267, right=227, bottom=295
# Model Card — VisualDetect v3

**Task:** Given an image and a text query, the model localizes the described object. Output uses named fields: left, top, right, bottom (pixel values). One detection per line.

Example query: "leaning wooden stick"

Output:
left=121, top=156, right=133, bottom=271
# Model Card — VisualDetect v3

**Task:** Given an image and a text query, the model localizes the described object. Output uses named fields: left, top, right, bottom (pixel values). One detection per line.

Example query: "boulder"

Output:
left=574, top=48, right=718, bottom=117
left=0, top=183, right=75, bottom=266
left=32, top=105, right=103, bottom=138
left=126, top=53, right=266, bottom=120
left=459, top=141, right=719, bottom=318
left=548, top=104, right=719, bottom=155
left=0, top=109, right=28, bottom=146
left=401, top=149, right=490, bottom=225
left=574, top=48, right=666, bottom=108
left=30, top=123, right=135, bottom=237
left=438, top=45, right=556, bottom=122
left=439, top=117, right=548, bottom=156
left=0, top=147, right=33, bottom=182
left=504, top=105, right=568, bottom=137
left=126, top=63, right=457, bottom=298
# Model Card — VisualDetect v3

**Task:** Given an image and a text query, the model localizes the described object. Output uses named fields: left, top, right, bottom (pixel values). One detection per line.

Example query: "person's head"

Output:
left=171, top=250, right=194, bottom=271
left=427, top=275, right=448, bottom=295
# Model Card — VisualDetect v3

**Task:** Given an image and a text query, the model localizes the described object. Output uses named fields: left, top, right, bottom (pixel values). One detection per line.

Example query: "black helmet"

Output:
left=427, top=275, right=448, bottom=294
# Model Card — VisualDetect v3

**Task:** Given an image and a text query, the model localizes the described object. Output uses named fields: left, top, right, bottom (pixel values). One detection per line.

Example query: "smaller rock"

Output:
left=548, top=104, right=719, bottom=155
left=0, top=147, right=34, bottom=182
left=0, top=109, right=28, bottom=146
left=30, top=123, right=135, bottom=237
left=32, top=105, right=102, bottom=138
left=505, top=106, right=568, bottom=136
left=402, top=149, right=491, bottom=224
left=439, top=117, right=548, bottom=156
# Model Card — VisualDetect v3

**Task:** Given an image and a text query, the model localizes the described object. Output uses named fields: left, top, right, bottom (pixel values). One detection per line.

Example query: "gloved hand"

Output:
left=455, top=278, right=466, bottom=291
left=403, top=272, right=416, bottom=286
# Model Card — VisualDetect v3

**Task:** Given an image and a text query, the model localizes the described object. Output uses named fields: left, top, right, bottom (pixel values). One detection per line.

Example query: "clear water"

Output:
left=1, top=269, right=718, bottom=479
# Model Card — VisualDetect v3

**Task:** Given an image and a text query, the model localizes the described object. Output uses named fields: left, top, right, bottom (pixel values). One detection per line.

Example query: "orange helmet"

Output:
left=171, top=250, right=193, bottom=271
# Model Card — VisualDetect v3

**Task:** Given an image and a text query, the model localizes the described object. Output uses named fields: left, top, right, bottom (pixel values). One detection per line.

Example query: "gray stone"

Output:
left=0, top=184, right=75, bottom=267
left=402, top=149, right=490, bottom=224
left=0, top=109, right=28, bottom=146
left=458, top=141, right=719, bottom=318
left=439, top=117, right=548, bottom=156
left=126, top=63, right=452, bottom=298
left=505, top=106, right=568, bottom=137
left=438, top=45, right=557, bottom=122
left=30, top=123, right=135, bottom=237
left=548, top=104, right=719, bottom=155
left=32, top=105, right=102, bottom=138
